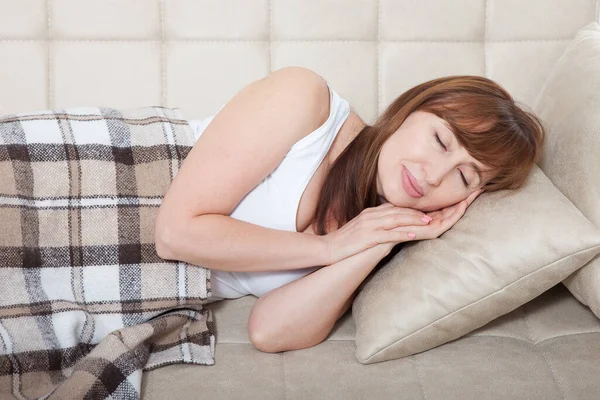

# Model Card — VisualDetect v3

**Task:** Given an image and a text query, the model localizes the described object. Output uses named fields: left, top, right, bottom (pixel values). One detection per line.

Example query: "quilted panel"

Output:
left=380, top=0, right=485, bottom=41
left=0, top=41, right=47, bottom=113
left=486, top=40, right=572, bottom=104
left=52, top=42, right=163, bottom=108
left=165, top=0, right=270, bottom=40
left=487, top=0, right=597, bottom=40
left=166, top=42, right=271, bottom=115
left=50, top=0, right=161, bottom=39
left=1, top=0, right=598, bottom=121
left=272, top=0, right=377, bottom=40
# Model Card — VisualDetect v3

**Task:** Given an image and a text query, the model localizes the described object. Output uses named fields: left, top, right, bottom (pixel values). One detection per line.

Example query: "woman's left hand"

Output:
left=376, top=189, right=483, bottom=255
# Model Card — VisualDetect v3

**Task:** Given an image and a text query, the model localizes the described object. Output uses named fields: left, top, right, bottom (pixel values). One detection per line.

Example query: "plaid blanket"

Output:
left=0, top=106, right=214, bottom=399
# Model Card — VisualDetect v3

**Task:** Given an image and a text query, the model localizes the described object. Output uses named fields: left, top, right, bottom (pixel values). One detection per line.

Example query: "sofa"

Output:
left=1, top=1, right=600, bottom=399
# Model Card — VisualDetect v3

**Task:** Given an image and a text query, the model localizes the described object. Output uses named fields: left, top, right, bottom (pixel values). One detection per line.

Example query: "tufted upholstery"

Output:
left=1, top=1, right=600, bottom=398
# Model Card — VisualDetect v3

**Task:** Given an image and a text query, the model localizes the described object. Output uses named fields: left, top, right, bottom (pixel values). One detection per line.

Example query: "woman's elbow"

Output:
left=154, top=221, right=180, bottom=259
left=248, top=308, right=280, bottom=352
left=250, top=332, right=327, bottom=354
left=248, top=318, right=330, bottom=353
left=154, top=232, right=173, bottom=260
left=249, top=329, right=279, bottom=353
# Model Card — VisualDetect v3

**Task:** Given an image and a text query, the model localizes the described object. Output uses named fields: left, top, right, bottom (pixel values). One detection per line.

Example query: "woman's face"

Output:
left=377, top=110, right=493, bottom=212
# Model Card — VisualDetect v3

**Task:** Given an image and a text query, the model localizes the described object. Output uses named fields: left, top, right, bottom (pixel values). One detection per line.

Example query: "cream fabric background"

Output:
left=0, top=0, right=598, bottom=124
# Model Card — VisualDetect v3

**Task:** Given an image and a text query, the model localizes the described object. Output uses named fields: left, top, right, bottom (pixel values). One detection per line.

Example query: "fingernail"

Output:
left=408, top=233, right=416, bottom=238
left=421, top=216, right=431, bottom=223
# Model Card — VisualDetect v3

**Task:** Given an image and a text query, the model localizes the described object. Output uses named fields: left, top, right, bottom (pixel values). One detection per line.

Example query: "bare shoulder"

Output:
left=155, top=66, right=334, bottom=236
left=265, top=66, right=333, bottom=136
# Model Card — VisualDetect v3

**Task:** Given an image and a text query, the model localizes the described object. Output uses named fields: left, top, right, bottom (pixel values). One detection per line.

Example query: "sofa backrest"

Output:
left=0, top=0, right=599, bottom=122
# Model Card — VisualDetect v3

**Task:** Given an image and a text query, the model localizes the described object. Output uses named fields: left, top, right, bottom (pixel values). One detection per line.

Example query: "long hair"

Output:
left=312, top=75, right=546, bottom=236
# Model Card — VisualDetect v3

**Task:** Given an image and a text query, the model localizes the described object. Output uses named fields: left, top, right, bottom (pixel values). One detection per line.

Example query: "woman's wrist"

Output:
left=372, top=241, right=396, bottom=258
left=319, top=235, right=399, bottom=267
left=316, top=233, right=334, bottom=266
left=355, top=243, right=395, bottom=267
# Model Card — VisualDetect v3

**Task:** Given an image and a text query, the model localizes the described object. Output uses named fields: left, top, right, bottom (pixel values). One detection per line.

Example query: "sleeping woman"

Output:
left=154, top=66, right=545, bottom=353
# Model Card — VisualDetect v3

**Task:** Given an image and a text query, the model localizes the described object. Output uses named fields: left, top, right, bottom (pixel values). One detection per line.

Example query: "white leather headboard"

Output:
left=1, top=0, right=599, bottom=124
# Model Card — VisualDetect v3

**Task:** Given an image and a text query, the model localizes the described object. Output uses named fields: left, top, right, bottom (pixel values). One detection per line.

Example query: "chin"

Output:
left=407, top=201, right=438, bottom=212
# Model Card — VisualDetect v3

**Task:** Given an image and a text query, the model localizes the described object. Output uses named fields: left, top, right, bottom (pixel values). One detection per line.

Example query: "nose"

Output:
left=424, top=159, right=455, bottom=187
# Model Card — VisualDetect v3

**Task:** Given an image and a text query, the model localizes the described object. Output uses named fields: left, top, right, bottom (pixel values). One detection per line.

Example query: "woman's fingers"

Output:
left=441, top=189, right=481, bottom=222
left=380, top=213, right=431, bottom=230
left=438, top=202, right=462, bottom=219
left=438, top=201, right=468, bottom=229
left=376, top=202, right=396, bottom=209
left=448, top=201, right=468, bottom=223
left=466, top=189, right=483, bottom=206
left=385, top=229, right=422, bottom=242
left=390, top=201, right=467, bottom=240
left=378, top=206, right=429, bottom=219
left=424, top=189, right=483, bottom=218
left=375, top=190, right=483, bottom=241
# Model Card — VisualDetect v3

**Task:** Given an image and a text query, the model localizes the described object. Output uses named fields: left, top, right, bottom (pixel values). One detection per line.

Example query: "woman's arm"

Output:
left=247, top=243, right=392, bottom=353
left=246, top=194, right=482, bottom=352
left=157, top=214, right=329, bottom=272
left=155, top=67, right=333, bottom=273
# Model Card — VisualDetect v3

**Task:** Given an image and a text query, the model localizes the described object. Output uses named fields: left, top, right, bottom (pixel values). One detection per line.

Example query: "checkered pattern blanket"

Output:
left=0, top=106, right=214, bottom=399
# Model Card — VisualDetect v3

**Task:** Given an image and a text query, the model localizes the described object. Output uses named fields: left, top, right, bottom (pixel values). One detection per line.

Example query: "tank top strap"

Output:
left=286, top=82, right=350, bottom=155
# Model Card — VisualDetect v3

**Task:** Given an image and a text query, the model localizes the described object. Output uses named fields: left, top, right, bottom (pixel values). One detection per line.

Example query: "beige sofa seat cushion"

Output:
left=142, top=284, right=600, bottom=399
left=352, top=166, right=600, bottom=364
left=533, top=21, right=600, bottom=319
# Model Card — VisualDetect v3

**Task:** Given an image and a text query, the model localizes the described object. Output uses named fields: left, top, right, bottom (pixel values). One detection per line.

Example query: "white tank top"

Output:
left=187, top=83, right=351, bottom=303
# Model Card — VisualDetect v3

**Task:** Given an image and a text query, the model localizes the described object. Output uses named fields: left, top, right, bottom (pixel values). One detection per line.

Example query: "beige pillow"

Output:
left=352, top=166, right=600, bottom=364
left=533, top=21, right=600, bottom=319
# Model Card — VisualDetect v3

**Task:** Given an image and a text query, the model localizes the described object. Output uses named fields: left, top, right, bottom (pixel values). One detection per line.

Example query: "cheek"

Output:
left=377, top=151, right=402, bottom=202
left=379, top=144, right=395, bottom=180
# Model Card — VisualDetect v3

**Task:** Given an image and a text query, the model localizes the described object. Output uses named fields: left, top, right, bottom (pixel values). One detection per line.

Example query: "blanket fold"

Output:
left=0, top=106, right=214, bottom=400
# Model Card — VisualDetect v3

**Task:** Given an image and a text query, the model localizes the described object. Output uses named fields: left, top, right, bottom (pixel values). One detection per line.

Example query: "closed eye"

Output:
left=435, top=133, right=469, bottom=188
left=459, top=170, right=469, bottom=187
left=434, top=133, right=446, bottom=151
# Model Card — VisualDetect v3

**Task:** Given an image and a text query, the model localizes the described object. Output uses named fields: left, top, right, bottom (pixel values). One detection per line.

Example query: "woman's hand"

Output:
left=323, top=202, right=436, bottom=265
left=374, top=189, right=483, bottom=256
left=323, top=189, right=483, bottom=265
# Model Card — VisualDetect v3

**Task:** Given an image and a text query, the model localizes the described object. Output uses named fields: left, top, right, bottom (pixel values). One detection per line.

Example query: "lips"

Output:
left=402, top=166, right=424, bottom=197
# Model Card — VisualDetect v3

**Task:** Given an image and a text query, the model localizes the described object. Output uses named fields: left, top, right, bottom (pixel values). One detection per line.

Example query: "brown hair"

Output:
left=312, top=75, right=546, bottom=236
